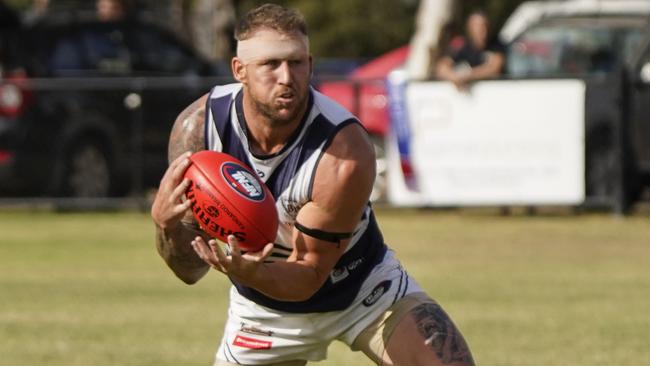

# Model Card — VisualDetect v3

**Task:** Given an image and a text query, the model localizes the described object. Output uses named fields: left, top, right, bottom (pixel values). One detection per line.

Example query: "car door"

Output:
left=629, top=28, right=650, bottom=176
left=123, top=22, right=213, bottom=189
left=29, top=21, right=136, bottom=196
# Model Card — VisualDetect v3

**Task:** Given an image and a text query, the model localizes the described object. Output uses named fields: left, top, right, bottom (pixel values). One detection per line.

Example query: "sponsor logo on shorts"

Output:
left=240, top=323, right=274, bottom=337
left=330, top=267, right=349, bottom=283
left=363, top=280, right=392, bottom=307
left=330, top=257, right=365, bottom=284
left=222, top=162, right=265, bottom=202
left=233, top=335, right=272, bottom=350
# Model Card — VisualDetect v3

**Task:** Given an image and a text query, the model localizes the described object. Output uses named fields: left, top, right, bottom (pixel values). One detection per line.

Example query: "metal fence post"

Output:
left=612, top=68, right=630, bottom=216
left=130, top=78, right=145, bottom=199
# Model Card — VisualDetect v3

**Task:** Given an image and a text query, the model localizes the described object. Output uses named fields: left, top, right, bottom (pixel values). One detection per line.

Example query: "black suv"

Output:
left=503, top=1, right=650, bottom=210
left=0, top=11, right=230, bottom=198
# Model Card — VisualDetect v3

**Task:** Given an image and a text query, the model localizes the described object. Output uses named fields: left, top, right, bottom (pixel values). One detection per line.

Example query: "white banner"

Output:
left=387, top=79, right=586, bottom=206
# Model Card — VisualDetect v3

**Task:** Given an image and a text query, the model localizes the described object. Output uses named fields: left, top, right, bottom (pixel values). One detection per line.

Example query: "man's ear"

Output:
left=232, top=57, right=247, bottom=83
left=309, top=54, right=314, bottom=79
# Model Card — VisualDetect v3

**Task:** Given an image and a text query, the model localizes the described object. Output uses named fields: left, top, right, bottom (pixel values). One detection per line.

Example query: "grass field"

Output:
left=1, top=208, right=649, bottom=366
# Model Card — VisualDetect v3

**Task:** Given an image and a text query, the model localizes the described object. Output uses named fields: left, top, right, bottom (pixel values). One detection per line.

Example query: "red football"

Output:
left=183, top=150, right=278, bottom=252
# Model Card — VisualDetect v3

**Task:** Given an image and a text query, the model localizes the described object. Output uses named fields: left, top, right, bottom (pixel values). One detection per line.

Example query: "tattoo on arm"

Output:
left=412, top=303, right=475, bottom=365
left=155, top=218, right=210, bottom=280
left=155, top=94, right=210, bottom=283
left=168, top=97, right=207, bottom=162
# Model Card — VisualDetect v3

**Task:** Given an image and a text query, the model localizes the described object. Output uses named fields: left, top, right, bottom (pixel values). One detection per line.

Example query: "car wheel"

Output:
left=63, top=141, right=112, bottom=198
left=586, top=126, right=642, bottom=211
left=586, top=143, right=616, bottom=199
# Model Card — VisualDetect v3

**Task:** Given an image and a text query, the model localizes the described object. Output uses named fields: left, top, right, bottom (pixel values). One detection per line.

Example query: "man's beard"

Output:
left=251, top=90, right=308, bottom=126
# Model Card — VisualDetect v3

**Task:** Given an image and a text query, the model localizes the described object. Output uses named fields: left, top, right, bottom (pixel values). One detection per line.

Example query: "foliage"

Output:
left=231, top=0, right=529, bottom=58
left=5, top=0, right=529, bottom=57
left=234, top=0, right=419, bottom=58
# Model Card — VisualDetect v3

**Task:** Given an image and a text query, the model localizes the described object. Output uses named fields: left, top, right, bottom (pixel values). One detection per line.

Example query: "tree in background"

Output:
left=7, top=0, right=528, bottom=60
left=152, top=0, right=236, bottom=61
left=233, top=0, right=419, bottom=59
left=191, top=0, right=235, bottom=61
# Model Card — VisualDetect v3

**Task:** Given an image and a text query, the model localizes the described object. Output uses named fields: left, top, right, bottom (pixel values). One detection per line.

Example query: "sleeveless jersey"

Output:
left=204, top=83, right=388, bottom=313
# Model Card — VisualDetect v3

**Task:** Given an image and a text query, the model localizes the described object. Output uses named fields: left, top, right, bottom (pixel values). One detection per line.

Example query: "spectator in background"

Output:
left=435, top=10, right=505, bottom=89
left=96, top=0, right=129, bottom=22
left=22, top=0, right=49, bottom=25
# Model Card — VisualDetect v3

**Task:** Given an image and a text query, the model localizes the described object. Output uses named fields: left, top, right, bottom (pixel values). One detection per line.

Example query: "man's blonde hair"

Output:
left=234, top=3, right=308, bottom=41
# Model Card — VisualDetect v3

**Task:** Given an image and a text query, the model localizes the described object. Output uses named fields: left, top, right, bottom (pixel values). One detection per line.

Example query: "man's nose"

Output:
left=277, top=62, right=293, bottom=84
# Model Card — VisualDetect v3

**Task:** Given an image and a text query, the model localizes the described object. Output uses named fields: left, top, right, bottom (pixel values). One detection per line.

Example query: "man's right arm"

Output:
left=151, top=94, right=210, bottom=284
left=435, top=56, right=455, bottom=77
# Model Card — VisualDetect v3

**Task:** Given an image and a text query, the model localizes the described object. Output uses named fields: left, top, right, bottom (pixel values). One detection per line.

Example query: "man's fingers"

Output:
left=175, top=198, right=192, bottom=215
left=194, top=235, right=268, bottom=277
left=227, top=235, right=242, bottom=257
left=171, top=151, right=192, bottom=168
left=162, top=151, right=191, bottom=181
left=171, top=153, right=192, bottom=180
left=242, top=242, right=274, bottom=262
left=171, top=178, right=191, bottom=201
left=211, top=239, right=230, bottom=264
left=191, top=236, right=216, bottom=265
left=260, top=243, right=274, bottom=260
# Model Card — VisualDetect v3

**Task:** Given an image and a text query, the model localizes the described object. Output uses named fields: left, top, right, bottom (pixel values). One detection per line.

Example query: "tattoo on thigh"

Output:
left=411, top=303, right=474, bottom=365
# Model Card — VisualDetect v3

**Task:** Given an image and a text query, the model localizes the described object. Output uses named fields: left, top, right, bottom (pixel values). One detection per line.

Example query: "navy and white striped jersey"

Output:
left=204, top=83, right=387, bottom=313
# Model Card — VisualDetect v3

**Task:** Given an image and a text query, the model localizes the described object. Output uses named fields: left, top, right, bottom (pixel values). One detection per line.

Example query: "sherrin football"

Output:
left=184, top=150, right=278, bottom=252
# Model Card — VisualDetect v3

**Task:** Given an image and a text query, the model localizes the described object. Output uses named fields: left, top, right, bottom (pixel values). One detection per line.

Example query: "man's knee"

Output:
left=385, top=299, right=475, bottom=366
left=352, top=292, right=435, bottom=364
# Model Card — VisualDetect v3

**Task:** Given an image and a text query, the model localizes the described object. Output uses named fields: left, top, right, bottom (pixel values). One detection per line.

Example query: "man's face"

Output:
left=233, top=29, right=312, bottom=126
left=467, top=14, right=489, bottom=49
left=97, top=0, right=124, bottom=22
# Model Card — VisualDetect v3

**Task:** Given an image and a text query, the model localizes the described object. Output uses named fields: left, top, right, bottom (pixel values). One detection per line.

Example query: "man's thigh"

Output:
left=353, top=292, right=475, bottom=366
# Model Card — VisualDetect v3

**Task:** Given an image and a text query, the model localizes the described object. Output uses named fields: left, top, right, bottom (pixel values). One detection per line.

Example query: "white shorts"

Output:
left=214, top=249, right=423, bottom=365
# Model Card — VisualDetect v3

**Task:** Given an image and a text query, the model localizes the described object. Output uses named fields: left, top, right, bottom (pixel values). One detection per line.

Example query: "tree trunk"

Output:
left=405, top=0, right=457, bottom=80
left=190, top=0, right=236, bottom=61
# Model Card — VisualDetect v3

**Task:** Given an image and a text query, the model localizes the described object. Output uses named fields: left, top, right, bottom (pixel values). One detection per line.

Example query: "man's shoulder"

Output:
left=209, top=83, right=243, bottom=101
left=325, top=122, right=375, bottom=170
left=486, top=37, right=506, bottom=54
left=311, top=88, right=358, bottom=125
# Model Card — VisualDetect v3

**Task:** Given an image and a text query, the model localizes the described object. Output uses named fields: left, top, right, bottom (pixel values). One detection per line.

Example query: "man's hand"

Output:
left=450, top=73, right=470, bottom=90
left=151, top=151, right=193, bottom=230
left=191, top=235, right=274, bottom=279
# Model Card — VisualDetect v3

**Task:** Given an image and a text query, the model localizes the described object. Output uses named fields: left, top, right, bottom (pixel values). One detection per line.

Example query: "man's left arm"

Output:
left=467, top=50, right=504, bottom=81
left=468, top=40, right=506, bottom=82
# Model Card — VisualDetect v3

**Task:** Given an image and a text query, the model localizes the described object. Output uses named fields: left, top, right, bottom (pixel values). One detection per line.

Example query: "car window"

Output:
left=49, top=34, right=85, bottom=75
left=80, top=27, right=131, bottom=74
left=47, top=26, right=131, bottom=76
left=0, top=30, right=19, bottom=76
left=126, top=25, right=204, bottom=75
left=507, top=20, right=646, bottom=77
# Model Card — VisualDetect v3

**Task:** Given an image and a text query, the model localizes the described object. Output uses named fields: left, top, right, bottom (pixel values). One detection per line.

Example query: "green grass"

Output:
left=1, top=209, right=649, bottom=365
